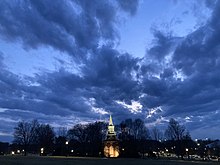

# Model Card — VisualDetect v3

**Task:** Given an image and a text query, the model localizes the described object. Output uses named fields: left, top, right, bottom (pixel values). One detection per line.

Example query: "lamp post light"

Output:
left=40, top=148, right=44, bottom=156
left=65, top=141, right=69, bottom=157
left=186, top=148, right=189, bottom=159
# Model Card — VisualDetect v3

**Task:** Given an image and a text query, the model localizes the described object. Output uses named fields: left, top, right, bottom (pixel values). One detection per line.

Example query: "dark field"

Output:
left=0, top=156, right=218, bottom=165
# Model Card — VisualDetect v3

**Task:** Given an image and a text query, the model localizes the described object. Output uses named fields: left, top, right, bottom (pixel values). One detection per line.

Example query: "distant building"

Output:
left=103, top=115, right=119, bottom=157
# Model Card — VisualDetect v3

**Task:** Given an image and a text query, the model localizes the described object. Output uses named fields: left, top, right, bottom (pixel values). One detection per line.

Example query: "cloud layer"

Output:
left=0, top=0, right=220, bottom=140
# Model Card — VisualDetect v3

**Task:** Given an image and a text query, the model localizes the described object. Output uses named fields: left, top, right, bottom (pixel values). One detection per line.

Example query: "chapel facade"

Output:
left=103, top=115, right=119, bottom=157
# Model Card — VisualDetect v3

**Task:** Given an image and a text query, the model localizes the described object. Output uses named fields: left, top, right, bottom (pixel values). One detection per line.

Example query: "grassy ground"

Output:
left=0, top=156, right=218, bottom=165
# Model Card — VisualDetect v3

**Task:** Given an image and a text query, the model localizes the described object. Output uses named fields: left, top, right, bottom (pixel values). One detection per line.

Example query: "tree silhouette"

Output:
left=13, top=120, right=39, bottom=156
left=67, top=121, right=106, bottom=156
left=165, top=118, right=186, bottom=141
left=36, top=124, right=55, bottom=155
left=165, top=118, right=190, bottom=158
left=151, top=127, right=163, bottom=141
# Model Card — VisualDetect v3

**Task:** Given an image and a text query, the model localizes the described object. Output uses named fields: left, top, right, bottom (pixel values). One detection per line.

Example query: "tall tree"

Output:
left=86, top=122, right=106, bottom=143
left=68, top=124, right=88, bottom=143
left=151, top=127, right=163, bottom=141
left=36, top=124, right=55, bottom=154
left=57, top=127, right=68, bottom=138
left=13, top=120, right=39, bottom=156
left=165, top=118, right=190, bottom=158
left=119, top=118, right=150, bottom=140
left=165, top=118, right=186, bottom=141
left=133, top=119, right=150, bottom=140
left=67, top=122, right=106, bottom=156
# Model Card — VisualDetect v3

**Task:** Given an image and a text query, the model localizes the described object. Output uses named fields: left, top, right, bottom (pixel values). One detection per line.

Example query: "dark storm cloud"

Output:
left=0, top=45, right=142, bottom=129
left=0, top=0, right=139, bottom=58
left=173, top=0, right=220, bottom=75
left=147, top=30, right=182, bottom=61
left=116, top=0, right=139, bottom=16
left=205, top=0, right=218, bottom=9
left=1, top=0, right=220, bottom=141
left=140, top=0, right=220, bottom=134
left=33, top=47, right=141, bottom=120
left=0, top=1, right=141, bottom=141
left=0, top=52, right=4, bottom=66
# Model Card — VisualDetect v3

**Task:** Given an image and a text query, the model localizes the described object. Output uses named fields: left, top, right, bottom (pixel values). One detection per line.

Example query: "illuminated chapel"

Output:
left=103, top=115, right=119, bottom=157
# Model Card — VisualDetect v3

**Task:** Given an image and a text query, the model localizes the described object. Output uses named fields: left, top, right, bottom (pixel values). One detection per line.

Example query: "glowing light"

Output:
left=11, top=151, right=15, bottom=155
left=65, top=141, right=69, bottom=145
left=41, top=148, right=44, bottom=154
left=71, top=150, right=74, bottom=153
left=186, top=148, right=189, bottom=152
left=17, top=150, right=20, bottom=154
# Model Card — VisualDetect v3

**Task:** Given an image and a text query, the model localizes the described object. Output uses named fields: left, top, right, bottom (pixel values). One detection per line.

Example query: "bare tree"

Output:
left=151, top=127, right=162, bottom=141
left=133, top=119, right=150, bottom=140
left=165, top=118, right=186, bottom=141
left=67, top=122, right=106, bottom=156
left=67, top=124, right=88, bottom=143
left=165, top=118, right=189, bottom=158
left=57, top=127, right=68, bottom=138
left=36, top=124, right=55, bottom=154
left=119, top=118, right=151, bottom=140
left=13, top=120, right=39, bottom=156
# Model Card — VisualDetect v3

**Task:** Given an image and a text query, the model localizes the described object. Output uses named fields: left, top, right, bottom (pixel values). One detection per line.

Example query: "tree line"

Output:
left=9, top=118, right=220, bottom=158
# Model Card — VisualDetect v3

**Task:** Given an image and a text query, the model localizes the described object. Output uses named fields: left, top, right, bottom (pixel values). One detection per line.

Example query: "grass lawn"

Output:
left=0, top=156, right=217, bottom=165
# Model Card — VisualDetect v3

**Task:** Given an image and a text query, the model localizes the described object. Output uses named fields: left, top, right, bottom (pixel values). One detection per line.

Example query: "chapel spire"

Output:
left=104, top=114, right=119, bottom=157
left=109, top=115, right=113, bottom=125
left=107, top=115, right=116, bottom=136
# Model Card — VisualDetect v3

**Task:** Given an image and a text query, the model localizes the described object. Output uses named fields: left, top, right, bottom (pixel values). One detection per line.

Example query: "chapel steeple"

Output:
left=103, top=115, right=119, bottom=157
left=107, top=115, right=116, bottom=136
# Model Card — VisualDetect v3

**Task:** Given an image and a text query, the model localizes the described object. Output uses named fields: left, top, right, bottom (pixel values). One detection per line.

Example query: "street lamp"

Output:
left=65, top=141, right=69, bottom=156
left=186, top=148, right=189, bottom=159
left=41, top=148, right=44, bottom=156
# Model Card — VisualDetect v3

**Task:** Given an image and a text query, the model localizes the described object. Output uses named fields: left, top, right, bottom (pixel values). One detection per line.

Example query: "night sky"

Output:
left=0, top=0, right=220, bottom=142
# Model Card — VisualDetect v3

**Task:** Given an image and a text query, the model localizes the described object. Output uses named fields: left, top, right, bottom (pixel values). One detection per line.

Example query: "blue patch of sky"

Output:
left=117, top=0, right=210, bottom=58
left=0, top=39, right=73, bottom=76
